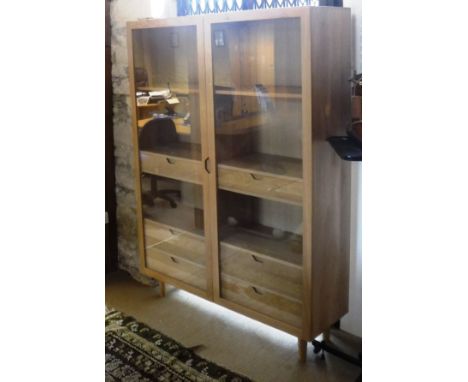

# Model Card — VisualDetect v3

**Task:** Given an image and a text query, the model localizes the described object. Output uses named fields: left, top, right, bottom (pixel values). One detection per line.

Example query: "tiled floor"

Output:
left=106, top=271, right=361, bottom=382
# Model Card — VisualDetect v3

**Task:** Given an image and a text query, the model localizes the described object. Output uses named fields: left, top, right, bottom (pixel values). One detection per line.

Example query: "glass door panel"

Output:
left=131, top=25, right=208, bottom=291
left=211, top=18, right=303, bottom=173
left=210, top=18, right=304, bottom=324
left=217, top=189, right=303, bottom=326
left=132, top=26, right=202, bottom=160
left=141, top=175, right=207, bottom=291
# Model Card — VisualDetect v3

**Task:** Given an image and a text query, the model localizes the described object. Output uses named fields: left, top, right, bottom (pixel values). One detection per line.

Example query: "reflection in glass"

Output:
left=211, top=18, right=303, bottom=178
left=132, top=26, right=201, bottom=161
left=142, top=176, right=205, bottom=236
left=218, top=190, right=302, bottom=265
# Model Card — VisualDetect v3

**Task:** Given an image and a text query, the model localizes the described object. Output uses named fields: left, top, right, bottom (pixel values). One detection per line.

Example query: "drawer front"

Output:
left=146, top=247, right=207, bottom=291
left=144, top=219, right=205, bottom=266
left=220, top=243, right=302, bottom=300
left=218, top=167, right=302, bottom=205
left=140, top=151, right=202, bottom=184
left=221, top=274, right=302, bottom=327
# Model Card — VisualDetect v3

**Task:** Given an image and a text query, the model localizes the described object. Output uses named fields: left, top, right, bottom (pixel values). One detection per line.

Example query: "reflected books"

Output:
left=137, top=88, right=172, bottom=105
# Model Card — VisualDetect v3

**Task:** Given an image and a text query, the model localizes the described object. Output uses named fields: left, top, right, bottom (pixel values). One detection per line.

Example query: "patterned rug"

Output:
left=105, top=309, right=252, bottom=381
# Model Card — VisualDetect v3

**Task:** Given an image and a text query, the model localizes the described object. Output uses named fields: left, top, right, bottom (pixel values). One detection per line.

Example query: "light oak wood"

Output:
left=217, top=297, right=302, bottom=337
left=220, top=242, right=302, bottom=300
left=143, top=201, right=205, bottom=237
left=221, top=273, right=302, bottom=328
left=203, top=8, right=222, bottom=306
left=146, top=247, right=207, bottom=291
left=219, top=225, right=302, bottom=266
left=195, top=16, right=215, bottom=299
left=218, top=166, right=302, bottom=205
left=300, top=7, right=313, bottom=341
left=140, top=151, right=202, bottom=184
left=141, top=265, right=208, bottom=300
left=219, top=153, right=303, bottom=179
left=144, top=219, right=205, bottom=266
left=309, top=7, right=352, bottom=337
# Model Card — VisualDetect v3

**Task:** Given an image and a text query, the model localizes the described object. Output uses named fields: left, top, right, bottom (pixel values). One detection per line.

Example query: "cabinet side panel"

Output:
left=309, top=8, right=352, bottom=337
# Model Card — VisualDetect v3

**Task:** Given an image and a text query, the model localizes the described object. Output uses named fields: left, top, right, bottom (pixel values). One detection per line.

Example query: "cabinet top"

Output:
left=127, top=6, right=350, bottom=30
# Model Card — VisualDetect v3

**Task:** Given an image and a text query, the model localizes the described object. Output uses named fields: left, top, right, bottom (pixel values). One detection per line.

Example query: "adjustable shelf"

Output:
left=214, top=86, right=302, bottom=100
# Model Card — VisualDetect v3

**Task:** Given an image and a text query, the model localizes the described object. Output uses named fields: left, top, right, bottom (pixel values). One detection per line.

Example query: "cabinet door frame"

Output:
left=127, top=16, right=214, bottom=300
left=202, top=8, right=313, bottom=338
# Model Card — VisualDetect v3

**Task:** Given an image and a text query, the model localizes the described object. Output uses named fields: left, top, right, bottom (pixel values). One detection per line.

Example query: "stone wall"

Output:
left=110, top=0, right=176, bottom=283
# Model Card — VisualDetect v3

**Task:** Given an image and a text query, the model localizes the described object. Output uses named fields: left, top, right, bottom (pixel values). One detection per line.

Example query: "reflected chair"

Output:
left=139, top=118, right=181, bottom=208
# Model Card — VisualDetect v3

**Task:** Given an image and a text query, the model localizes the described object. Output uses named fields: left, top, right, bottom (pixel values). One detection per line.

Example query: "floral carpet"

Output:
left=105, top=309, right=252, bottom=381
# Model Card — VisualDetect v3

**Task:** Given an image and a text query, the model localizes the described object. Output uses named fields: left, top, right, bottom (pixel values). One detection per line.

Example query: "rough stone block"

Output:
left=115, top=163, right=135, bottom=191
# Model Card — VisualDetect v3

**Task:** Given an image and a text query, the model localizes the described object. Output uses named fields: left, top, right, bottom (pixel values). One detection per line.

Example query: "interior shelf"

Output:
left=137, top=85, right=199, bottom=95
left=218, top=152, right=303, bottom=180
left=143, top=200, right=205, bottom=238
left=219, top=224, right=303, bottom=267
left=214, top=86, right=302, bottom=100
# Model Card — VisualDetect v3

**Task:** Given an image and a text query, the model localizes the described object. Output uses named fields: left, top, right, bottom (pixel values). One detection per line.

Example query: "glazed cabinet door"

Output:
left=128, top=20, right=212, bottom=297
left=204, top=12, right=308, bottom=332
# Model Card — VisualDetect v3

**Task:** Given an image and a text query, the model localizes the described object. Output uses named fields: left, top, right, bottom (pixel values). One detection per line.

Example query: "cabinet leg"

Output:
left=159, top=281, right=166, bottom=297
left=298, top=338, right=307, bottom=362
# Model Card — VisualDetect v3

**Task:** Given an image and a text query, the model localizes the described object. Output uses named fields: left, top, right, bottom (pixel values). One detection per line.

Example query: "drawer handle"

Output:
left=251, top=286, right=263, bottom=295
left=166, top=158, right=176, bottom=164
left=251, top=255, right=263, bottom=263
left=250, top=173, right=262, bottom=181
left=204, top=157, right=211, bottom=174
left=170, top=256, right=178, bottom=263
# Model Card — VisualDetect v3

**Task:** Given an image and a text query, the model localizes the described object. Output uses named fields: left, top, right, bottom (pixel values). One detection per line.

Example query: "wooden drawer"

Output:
left=146, top=247, right=207, bottom=291
left=221, top=274, right=302, bottom=327
left=218, top=167, right=302, bottom=205
left=140, top=151, right=202, bottom=184
left=144, top=219, right=206, bottom=266
left=220, top=242, right=302, bottom=300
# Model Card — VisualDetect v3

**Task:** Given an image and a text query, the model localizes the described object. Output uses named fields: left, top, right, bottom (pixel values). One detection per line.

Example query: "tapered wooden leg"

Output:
left=298, top=338, right=307, bottom=362
left=159, top=281, right=166, bottom=297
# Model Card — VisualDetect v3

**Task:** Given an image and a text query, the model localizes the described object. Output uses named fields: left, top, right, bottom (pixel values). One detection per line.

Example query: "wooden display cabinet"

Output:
left=128, top=6, right=351, bottom=361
